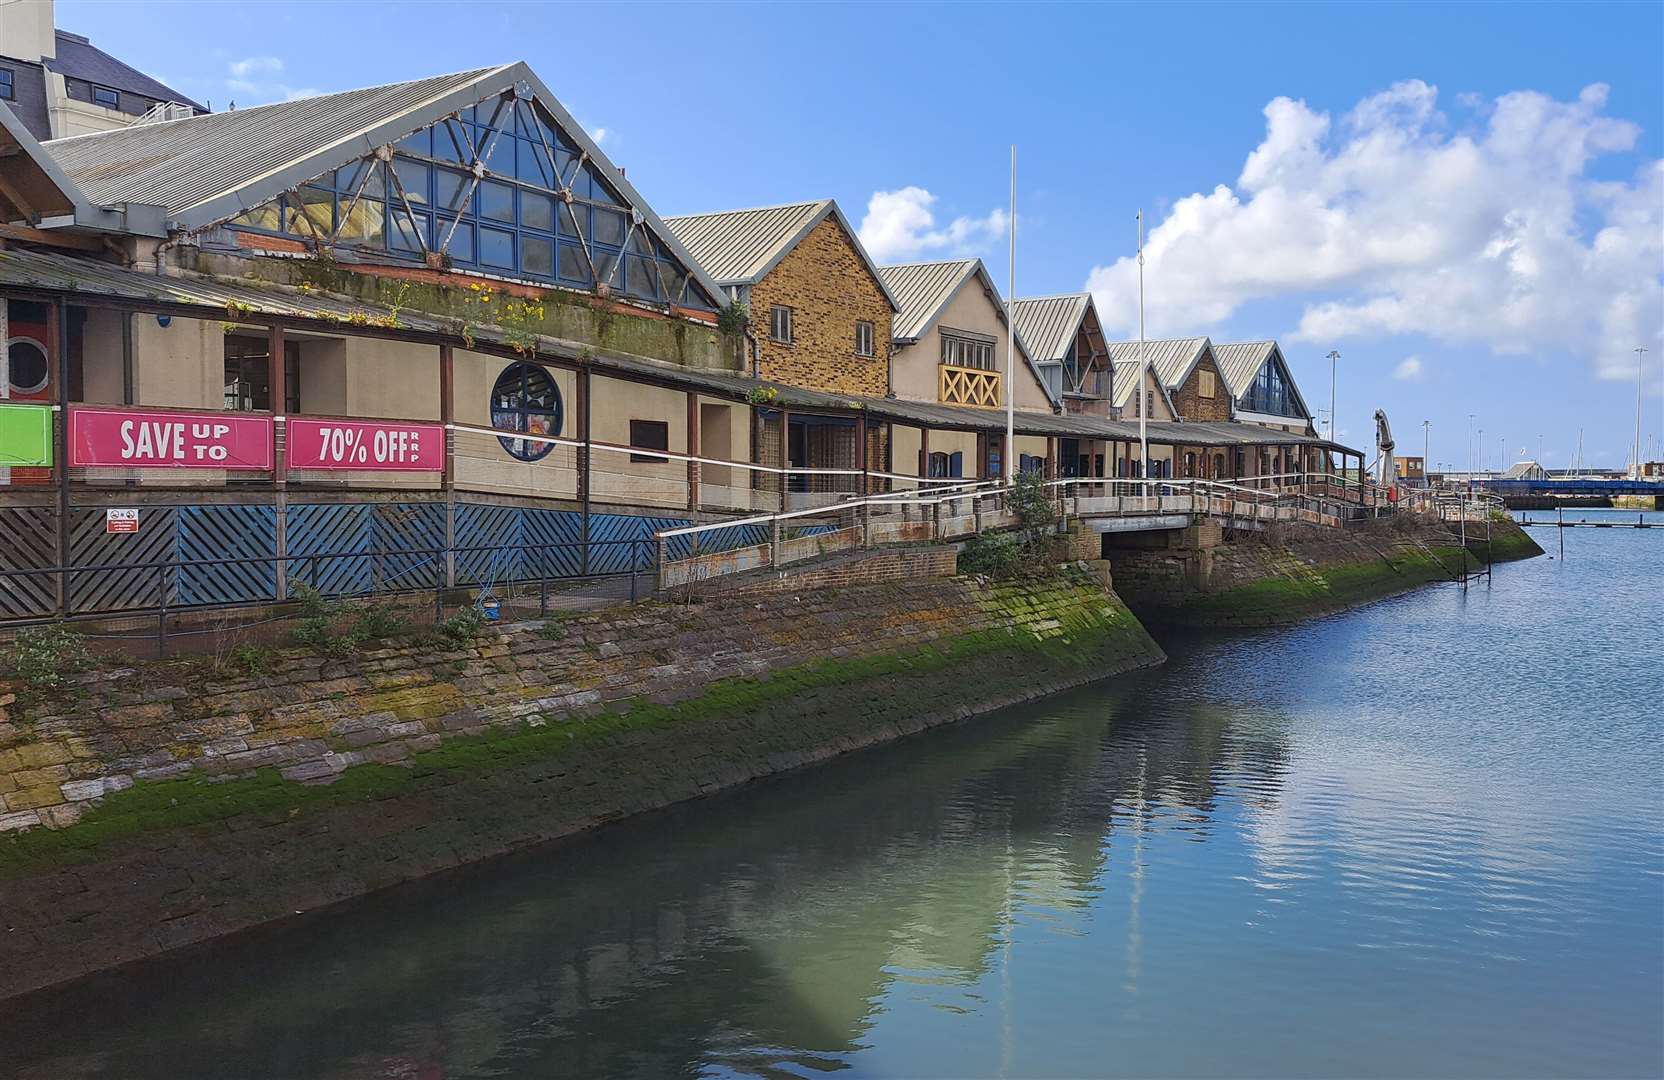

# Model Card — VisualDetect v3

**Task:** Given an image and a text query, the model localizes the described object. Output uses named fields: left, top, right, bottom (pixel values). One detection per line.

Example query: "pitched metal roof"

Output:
left=878, top=259, right=978, bottom=341
left=1009, top=293, right=1090, bottom=363
left=44, top=66, right=505, bottom=214
left=40, top=62, right=727, bottom=303
left=1105, top=337, right=1211, bottom=391
left=1213, top=340, right=1277, bottom=398
left=46, top=30, right=206, bottom=112
left=0, top=247, right=1358, bottom=455
left=0, top=100, right=84, bottom=223
left=877, top=258, right=1060, bottom=410
left=663, top=199, right=900, bottom=311
left=1109, top=358, right=1177, bottom=415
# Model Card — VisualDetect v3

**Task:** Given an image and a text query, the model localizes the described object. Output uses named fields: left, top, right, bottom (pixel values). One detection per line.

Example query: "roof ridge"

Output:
left=662, top=198, right=830, bottom=222
left=1011, top=291, right=1090, bottom=303
left=43, top=63, right=513, bottom=145
left=878, top=257, right=978, bottom=271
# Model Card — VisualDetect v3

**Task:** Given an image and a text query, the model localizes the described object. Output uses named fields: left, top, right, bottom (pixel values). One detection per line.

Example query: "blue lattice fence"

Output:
left=287, top=503, right=374, bottom=597
left=373, top=503, right=446, bottom=591
left=177, top=505, right=277, bottom=605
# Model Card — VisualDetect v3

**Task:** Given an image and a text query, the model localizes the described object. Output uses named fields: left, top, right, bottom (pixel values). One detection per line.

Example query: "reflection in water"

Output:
left=4, top=516, right=1661, bottom=1079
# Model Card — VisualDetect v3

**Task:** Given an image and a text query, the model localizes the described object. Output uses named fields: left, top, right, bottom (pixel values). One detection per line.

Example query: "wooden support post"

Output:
left=267, top=324, right=287, bottom=480
left=777, top=407, right=790, bottom=512
left=1046, top=436, right=1057, bottom=480
left=918, top=425, right=930, bottom=486
left=857, top=412, right=870, bottom=547
left=439, top=344, right=456, bottom=589
left=686, top=391, right=700, bottom=513
left=578, top=365, right=592, bottom=575
left=49, top=300, right=69, bottom=617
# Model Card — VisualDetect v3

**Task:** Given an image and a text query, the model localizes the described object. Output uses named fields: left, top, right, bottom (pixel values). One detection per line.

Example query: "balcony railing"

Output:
left=939, top=364, right=1001, bottom=407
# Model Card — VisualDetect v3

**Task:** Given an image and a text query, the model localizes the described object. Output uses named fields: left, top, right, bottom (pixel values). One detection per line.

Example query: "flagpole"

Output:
left=1005, top=144, right=1016, bottom=484
left=1137, top=210, right=1148, bottom=481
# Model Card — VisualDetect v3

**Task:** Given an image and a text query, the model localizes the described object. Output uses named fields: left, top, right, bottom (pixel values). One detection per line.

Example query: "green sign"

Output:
left=0, top=403, right=54, bottom=467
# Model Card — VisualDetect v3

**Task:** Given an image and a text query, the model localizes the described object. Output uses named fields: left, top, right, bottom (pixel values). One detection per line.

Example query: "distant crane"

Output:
left=1374, top=409, right=1396, bottom=489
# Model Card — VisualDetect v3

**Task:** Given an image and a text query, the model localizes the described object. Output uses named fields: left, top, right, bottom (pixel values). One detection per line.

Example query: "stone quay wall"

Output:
left=1106, top=514, right=1542, bottom=627
left=0, top=569, right=1164, bottom=1000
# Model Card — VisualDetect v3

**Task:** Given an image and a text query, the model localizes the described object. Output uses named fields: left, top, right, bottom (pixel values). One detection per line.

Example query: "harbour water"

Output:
left=3, top=511, right=1660, bottom=1078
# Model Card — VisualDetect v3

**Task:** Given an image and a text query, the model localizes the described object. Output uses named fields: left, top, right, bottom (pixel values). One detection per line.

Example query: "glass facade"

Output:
left=1241, top=355, right=1304, bottom=418
left=226, top=92, right=716, bottom=311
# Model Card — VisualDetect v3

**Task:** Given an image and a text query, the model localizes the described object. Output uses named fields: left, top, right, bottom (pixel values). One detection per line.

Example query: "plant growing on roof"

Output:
left=716, top=300, right=750, bottom=338
left=746, top=385, right=778, bottom=405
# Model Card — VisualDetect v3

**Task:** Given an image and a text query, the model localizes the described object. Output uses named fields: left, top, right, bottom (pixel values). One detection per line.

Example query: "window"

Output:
left=1019, top=453, right=1044, bottom=475
left=855, top=320, right=875, bottom=358
left=1199, top=369, right=1216, bottom=398
left=927, top=451, right=964, bottom=479
left=491, top=362, right=562, bottom=462
left=0, top=69, right=13, bottom=101
left=5, top=338, right=48, bottom=395
left=941, top=330, right=995, bottom=370
left=92, top=85, right=119, bottom=109
left=223, top=335, right=300, bottom=413
left=770, top=306, right=793, bottom=343
left=629, top=419, right=670, bottom=463
left=219, top=92, right=718, bottom=310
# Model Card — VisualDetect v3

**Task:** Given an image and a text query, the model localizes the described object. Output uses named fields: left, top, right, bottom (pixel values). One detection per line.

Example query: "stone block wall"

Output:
left=749, top=217, right=892, bottom=396
left=0, top=572, right=1164, bottom=1000
left=1168, top=347, right=1234, bottom=423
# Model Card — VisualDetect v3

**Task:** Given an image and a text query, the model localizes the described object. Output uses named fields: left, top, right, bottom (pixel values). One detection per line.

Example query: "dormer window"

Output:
left=92, top=85, right=119, bottom=109
left=0, top=69, right=13, bottom=101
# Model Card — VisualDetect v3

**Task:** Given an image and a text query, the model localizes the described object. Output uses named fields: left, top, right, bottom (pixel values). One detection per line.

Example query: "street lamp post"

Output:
left=1633, top=346, right=1649, bottom=480
left=1326, top=350, right=1340, bottom=443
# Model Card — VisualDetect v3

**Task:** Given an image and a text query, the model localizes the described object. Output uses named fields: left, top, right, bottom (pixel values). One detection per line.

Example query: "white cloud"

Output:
left=224, top=57, right=316, bottom=105
left=1083, top=81, right=1663, bottom=383
left=857, top=186, right=1008, bottom=263
left=1393, top=356, right=1424, bottom=380
left=228, top=56, right=283, bottom=79
left=591, top=127, right=609, bottom=145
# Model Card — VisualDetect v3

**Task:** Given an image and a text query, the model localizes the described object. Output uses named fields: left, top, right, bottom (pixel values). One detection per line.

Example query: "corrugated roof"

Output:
left=0, top=248, right=1357, bottom=453
left=45, top=66, right=506, bottom=214
left=1213, top=340, right=1276, bottom=398
left=878, top=259, right=978, bottom=341
left=662, top=200, right=828, bottom=285
left=663, top=199, right=900, bottom=311
left=40, top=62, right=728, bottom=304
left=1105, top=337, right=1210, bottom=391
left=1109, top=358, right=1175, bottom=414
left=1009, top=294, right=1089, bottom=363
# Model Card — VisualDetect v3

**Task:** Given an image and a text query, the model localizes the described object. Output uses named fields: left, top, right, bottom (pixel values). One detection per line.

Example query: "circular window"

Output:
left=6, top=338, right=49, bottom=396
left=491, top=362, right=563, bottom=462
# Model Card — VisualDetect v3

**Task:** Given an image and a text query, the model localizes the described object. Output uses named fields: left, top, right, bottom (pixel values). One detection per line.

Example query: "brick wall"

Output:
left=750, top=217, right=892, bottom=396
left=710, top=546, right=958, bottom=599
left=1168, top=347, right=1233, bottom=423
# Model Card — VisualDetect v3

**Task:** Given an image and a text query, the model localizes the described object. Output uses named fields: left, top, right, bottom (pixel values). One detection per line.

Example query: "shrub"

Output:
left=2, top=624, right=95, bottom=689
left=1009, top=469, right=1057, bottom=541
left=437, top=606, right=486, bottom=647
left=959, top=532, right=1025, bottom=580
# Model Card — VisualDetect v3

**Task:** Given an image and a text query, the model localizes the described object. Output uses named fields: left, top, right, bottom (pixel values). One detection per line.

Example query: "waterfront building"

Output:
left=1503, top=461, right=1549, bottom=481
left=0, top=58, right=1362, bottom=625
left=1008, top=293, right=1115, bottom=417
left=878, top=258, right=1058, bottom=480
left=1396, top=456, right=1426, bottom=483
left=0, top=0, right=204, bottom=141
left=1212, top=340, right=1318, bottom=436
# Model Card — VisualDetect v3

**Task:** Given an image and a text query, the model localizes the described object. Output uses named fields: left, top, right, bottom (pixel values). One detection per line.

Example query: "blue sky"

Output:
left=66, top=0, right=1664, bottom=469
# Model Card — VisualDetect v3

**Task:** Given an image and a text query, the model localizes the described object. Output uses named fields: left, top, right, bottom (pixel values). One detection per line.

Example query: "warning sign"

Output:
left=106, top=508, right=139, bottom=534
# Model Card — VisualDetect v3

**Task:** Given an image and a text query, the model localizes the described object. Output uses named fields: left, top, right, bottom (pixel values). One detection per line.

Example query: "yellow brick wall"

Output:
left=749, top=217, right=891, bottom=396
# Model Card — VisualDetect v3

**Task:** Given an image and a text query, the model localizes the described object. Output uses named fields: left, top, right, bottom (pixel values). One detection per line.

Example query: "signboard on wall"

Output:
left=105, top=508, right=139, bottom=534
left=0, top=403, right=53, bottom=466
left=286, top=419, right=444, bottom=471
left=69, top=407, right=273, bottom=469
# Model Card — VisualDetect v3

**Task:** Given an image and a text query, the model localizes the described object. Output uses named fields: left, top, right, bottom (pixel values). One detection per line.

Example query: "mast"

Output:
left=1137, top=210, right=1148, bottom=480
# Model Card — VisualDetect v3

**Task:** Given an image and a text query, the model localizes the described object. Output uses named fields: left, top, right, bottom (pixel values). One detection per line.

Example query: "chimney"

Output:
left=0, top=0, right=58, bottom=63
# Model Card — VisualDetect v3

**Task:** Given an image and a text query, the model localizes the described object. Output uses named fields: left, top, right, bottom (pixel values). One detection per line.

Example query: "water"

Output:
left=4, top=513, right=1661, bottom=1079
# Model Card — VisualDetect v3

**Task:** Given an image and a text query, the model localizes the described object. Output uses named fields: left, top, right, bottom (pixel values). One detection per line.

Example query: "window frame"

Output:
left=628, top=419, right=671, bottom=463
left=940, top=329, right=995, bottom=371
left=0, top=69, right=13, bottom=101
left=91, top=84, right=120, bottom=109
left=491, top=361, right=563, bottom=462
left=769, top=305, right=794, bottom=344
left=222, top=334, right=300, bottom=414
left=855, top=319, right=875, bottom=358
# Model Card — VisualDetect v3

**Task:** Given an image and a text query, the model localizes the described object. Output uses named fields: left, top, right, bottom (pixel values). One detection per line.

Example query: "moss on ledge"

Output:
left=0, top=586, right=1159, bottom=875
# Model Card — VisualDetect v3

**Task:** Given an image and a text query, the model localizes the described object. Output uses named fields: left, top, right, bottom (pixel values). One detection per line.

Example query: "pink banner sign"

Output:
left=70, top=407, right=273, bottom=469
left=287, top=418, right=444, bottom=471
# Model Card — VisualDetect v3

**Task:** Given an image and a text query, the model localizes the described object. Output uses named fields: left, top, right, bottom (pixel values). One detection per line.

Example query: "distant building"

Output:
left=1641, top=461, right=1664, bottom=479
left=1503, top=461, right=1549, bottom=481
left=0, top=0, right=205, bottom=141
left=1396, top=456, right=1425, bottom=482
